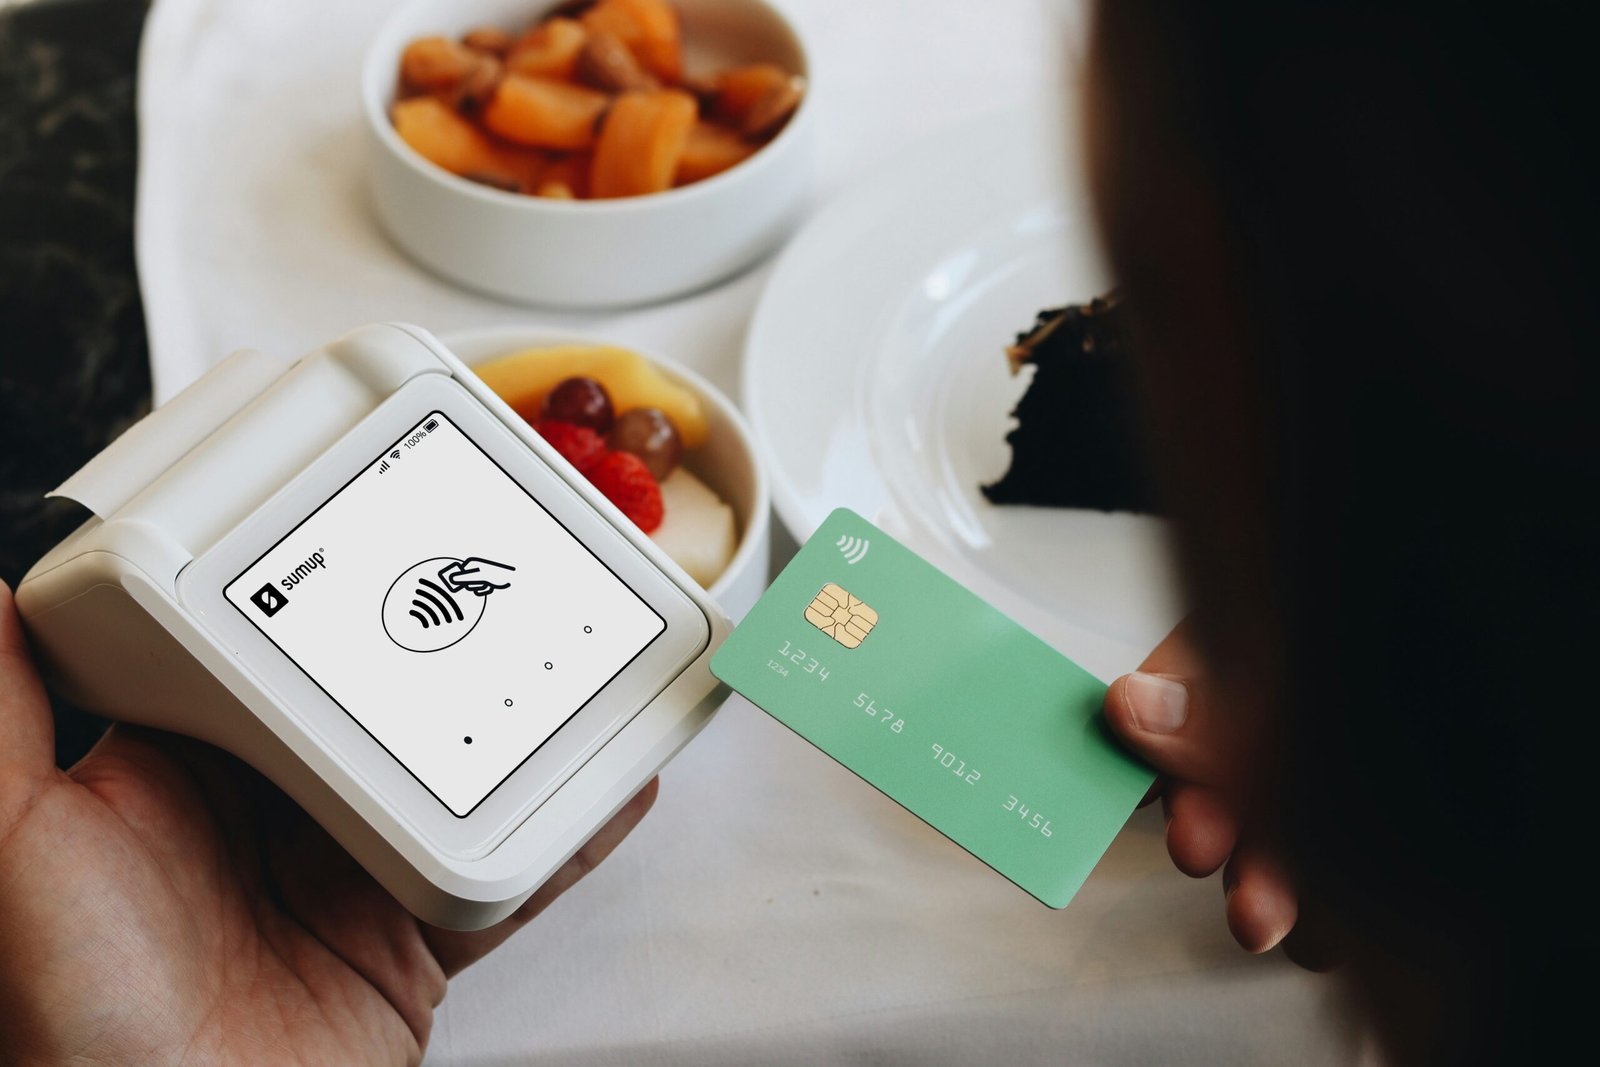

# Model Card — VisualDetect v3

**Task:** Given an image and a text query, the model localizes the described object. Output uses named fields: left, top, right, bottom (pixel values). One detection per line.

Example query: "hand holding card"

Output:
left=712, top=509, right=1154, bottom=908
left=1103, top=627, right=1303, bottom=955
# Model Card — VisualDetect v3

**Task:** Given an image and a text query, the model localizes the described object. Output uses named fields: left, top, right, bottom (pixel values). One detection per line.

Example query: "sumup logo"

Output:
left=251, top=549, right=326, bottom=619
left=280, top=550, right=327, bottom=590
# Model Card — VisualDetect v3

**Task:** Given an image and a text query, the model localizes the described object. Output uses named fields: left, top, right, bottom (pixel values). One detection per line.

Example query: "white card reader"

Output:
left=15, top=324, right=731, bottom=930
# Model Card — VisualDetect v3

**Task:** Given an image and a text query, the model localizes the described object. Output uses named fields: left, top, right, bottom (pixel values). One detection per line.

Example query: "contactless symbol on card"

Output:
left=804, top=583, right=878, bottom=649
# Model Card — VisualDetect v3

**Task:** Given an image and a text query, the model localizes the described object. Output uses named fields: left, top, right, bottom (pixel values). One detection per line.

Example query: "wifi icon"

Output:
left=391, top=450, right=402, bottom=460
left=836, top=534, right=870, bottom=565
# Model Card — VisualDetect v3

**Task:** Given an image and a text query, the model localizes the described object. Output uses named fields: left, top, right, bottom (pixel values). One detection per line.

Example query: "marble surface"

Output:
left=0, top=0, right=152, bottom=764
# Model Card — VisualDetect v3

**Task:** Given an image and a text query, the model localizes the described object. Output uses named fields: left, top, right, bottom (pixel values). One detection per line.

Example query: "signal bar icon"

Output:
left=836, top=534, right=870, bottom=565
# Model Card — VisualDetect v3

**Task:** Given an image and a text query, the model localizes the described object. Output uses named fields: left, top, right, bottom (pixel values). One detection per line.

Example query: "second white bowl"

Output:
left=364, top=0, right=813, bottom=309
left=441, top=326, right=772, bottom=619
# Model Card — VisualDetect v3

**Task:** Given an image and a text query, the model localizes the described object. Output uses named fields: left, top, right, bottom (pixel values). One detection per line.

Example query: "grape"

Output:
left=542, top=377, right=613, bottom=433
left=607, top=407, right=682, bottom=480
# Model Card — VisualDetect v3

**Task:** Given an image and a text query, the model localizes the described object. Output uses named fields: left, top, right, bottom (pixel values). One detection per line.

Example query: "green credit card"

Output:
left=711, top=508, right=1154, bottom=908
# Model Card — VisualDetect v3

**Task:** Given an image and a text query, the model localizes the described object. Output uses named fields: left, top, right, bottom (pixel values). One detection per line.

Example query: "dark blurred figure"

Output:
left=1089, top=2, right=1596, bottom=1063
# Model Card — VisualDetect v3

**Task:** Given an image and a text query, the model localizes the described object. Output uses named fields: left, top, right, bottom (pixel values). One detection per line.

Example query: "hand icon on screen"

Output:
left=440, top=557, right=516, bottom=597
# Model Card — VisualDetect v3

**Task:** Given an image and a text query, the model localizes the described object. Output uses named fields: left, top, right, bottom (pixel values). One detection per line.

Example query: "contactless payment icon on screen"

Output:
left=381, top=555, right=517, bottom=653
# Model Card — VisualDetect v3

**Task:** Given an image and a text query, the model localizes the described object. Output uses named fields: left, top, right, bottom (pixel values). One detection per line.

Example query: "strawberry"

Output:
left=589, top=450, right=664, bottom=533
left=535, top=419, right=607, bottom=473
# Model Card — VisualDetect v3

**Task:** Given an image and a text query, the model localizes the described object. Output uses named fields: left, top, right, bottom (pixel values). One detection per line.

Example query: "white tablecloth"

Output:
left=135, top=0, right=1360, bottom=1061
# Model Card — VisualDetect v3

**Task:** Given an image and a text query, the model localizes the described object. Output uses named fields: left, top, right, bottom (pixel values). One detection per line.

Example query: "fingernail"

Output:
left=1125, top=672, right=1188, bottom=733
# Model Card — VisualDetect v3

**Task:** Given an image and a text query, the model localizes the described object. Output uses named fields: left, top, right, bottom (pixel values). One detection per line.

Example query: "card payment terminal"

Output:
left=15, top=324, right=731, bottom=930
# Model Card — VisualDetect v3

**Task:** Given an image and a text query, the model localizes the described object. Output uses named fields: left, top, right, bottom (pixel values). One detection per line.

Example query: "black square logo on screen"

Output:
left=251, top=583, right=287, bottom=618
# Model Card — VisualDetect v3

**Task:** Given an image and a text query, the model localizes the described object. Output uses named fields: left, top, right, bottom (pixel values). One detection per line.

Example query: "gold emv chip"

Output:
left=805, top=583, right=878, bottom=649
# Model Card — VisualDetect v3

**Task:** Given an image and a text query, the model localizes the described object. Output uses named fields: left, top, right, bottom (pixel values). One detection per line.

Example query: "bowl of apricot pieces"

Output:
left=363, top=0, right=812, bottom=308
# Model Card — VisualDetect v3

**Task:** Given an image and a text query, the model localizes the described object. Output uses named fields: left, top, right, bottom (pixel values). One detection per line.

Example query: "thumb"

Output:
left=1102, top=621, right=1240, bottom=788
left=0, top=582, right=57, bottom=803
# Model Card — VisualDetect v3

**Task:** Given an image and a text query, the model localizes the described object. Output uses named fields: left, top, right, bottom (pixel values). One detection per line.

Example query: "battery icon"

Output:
left=423, top=419, right=439, bottom=433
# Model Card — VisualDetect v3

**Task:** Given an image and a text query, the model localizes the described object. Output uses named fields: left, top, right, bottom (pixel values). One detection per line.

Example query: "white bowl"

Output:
left=441, top=326, right=772, bottom=618
left=364, top=0, right=813, bottom=309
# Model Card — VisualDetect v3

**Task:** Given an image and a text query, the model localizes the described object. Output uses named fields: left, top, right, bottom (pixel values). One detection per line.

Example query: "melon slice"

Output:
left=650, top=468, right=737, bottom=588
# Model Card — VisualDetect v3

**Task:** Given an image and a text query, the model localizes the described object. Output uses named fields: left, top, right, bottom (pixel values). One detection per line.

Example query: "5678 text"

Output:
left=854, top=692, right=904, bottom=733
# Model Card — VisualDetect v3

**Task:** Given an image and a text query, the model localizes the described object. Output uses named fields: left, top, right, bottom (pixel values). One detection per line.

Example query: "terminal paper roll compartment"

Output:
left=16, top=324, right=732, bottom=930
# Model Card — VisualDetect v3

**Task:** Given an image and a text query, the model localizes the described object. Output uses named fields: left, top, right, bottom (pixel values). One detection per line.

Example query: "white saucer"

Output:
left=743, top=105, right=1183, bottom=677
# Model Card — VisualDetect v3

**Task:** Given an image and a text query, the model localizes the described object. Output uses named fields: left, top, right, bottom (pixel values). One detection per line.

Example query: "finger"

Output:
left=1279, top=892, right=1347, bottom=973
left=1104, top=669, right=1245, bottom=786
left=1162, top=782, right=1239, bottom=878
left=1103, top=621, right=1244, bottom=788
left=1223, top=841, right=1298, bottom=953
left=423, top=776, right=659, bottom=978
left=0, top=582, right=56, bottom=792
left=1104, top=621, right=1202, bottom=763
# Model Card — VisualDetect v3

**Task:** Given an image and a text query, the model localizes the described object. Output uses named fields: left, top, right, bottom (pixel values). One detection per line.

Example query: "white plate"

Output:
left=744, top=105, right=1183, bottom=678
